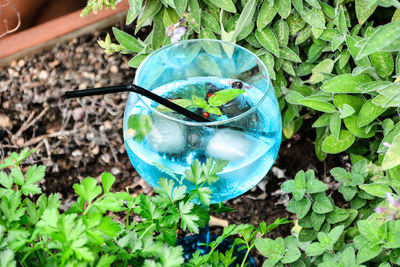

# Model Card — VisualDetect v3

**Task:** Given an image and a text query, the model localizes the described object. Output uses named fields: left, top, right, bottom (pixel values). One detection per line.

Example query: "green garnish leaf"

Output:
left=205, top=106, right=222, bottom=115
left=156, top=99, right=195, bottom=112
left=208, top=89, right=245, bottom=106
left=127, top=114, right=153, bottom=142
left=192, top=95, right=208, bottom=109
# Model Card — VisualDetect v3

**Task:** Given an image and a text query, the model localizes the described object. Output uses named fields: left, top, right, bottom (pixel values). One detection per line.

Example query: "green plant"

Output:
left=84, top=0, right=400, bottom=171
left=254, top=160, right=400, bottom=266
left=0, top=149, right=288, bottom=266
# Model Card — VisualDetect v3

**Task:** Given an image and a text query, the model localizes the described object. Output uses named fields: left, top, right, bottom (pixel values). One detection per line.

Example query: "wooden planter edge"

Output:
left=0, top=0, right=129, bottom=66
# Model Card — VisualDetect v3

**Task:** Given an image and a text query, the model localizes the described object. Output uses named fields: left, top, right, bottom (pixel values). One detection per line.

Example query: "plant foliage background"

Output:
left=1, top=0, right=400, bottom=266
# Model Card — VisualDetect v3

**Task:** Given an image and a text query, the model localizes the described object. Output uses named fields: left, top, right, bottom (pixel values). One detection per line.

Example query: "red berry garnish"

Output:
left=203, top=112, right=210, bottom=117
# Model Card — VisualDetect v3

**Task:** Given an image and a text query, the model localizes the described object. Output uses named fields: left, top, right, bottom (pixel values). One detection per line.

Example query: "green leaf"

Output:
left=296, top=197, right=312, bottom=219
left=0, top=172, right=12, bottom=189
left=73, top=178, right=102, bottom=203
left=312, top=113, right=331, bottom=128
left=274, top=20, right=289, bottom=47
left=305, top=242, right=325, bottom=256
left=156, top=98, right=194, bottom=112
left=370, top=52, right=394, bottom=78
left=355, top=0, right=377, bottom=24
left=331, top=34, right=345, bottom=51
left=0, top=250, right=16, bottom=267
left=357, top=99, right=387, bottom=127
left=126, top=0, right=143, bottom=25
left=329, top=112, right=341, bottom=140
left=299, top=227, right=317, bottom=242
left=127, top=114, right=153, bottom=142
left=311, top=212, right=325, bottom=231
left=128, top=53, right=149, bottom=68
left=188, top=0, right=201, bottom=32
left=326, top=207, right=349, bottom=224
left=174, top=0, right=188, bottom=17
left=313, top=193, right=334, bottom=214
left=328, top=225, right=344, bottom=244
left=300, top=7, right=326, bottom=29
left=257, top=0, right=276, bottom=29
left=275, top=0, right=291, bottom=19
left=333, top=94, right=364, bottom=114
left=359, top=183, right=392, bottom=198
left=320, top=74, right=372, bottom=93
left=208, top=89, right=244, bottom=106
left=298, top=99, right=336, bottom=113
left=330, top=167, right=347, bottom=182
left=112, top=27, right=144, bottom=53
left=279, top=47, right=301, bottom=63
left=255, top=238, right=276, bottom=257
left=337, top=6, right=347, bottom=35
left=10, top=168, right=24, bottom=186
left=136, top=0, right=162, bottom=32
left=255, top=28, right=280, bottom=57
left=322, top=130, right=355, bottom=154
left=339, top=104, right=355, bottom=118
left=306, top=179, right=328, bottom=194
left=382, top=134, right=400, bottom=170
left=281, top=236, right=301, bottom=263
left=232, top=0, right=257, bottom=40
left=357, top=22, right=400, bottom=59
left=308, top=59, right=335, bottom=84
left=343, top=116, right=375, bottom=138
left=179, top=201, right=199, bottom=233
left=208, top=0, right=236, bottom=12
left=346, top=35, right=371, bottom=68
left=202, top=12, right=220, bottom=34
left=151, top=11, right=165, bottom=50
left=291, top=0, right=303, bottom=12
left=357, top=243, right=382, bottom=264
left=101, top=172, right=115, bottom=193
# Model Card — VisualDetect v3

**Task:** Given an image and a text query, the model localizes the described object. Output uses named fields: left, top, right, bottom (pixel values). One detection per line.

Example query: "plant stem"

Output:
left=139, top=223, right=155, bottom=239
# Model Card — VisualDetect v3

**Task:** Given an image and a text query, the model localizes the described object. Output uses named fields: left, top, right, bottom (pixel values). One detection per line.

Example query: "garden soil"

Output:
left=0, top=24, right=343, bottom=264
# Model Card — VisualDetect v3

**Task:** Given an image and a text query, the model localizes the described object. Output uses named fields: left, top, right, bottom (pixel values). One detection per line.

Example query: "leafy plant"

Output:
left=255, top=159, right=400, bottom=266
left=0, top=149, right=288, bottom=266
left=84, top=0, right=400, bottom=171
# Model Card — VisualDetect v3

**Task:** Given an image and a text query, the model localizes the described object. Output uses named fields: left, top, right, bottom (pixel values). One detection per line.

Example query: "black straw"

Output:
left=65, top=84, right=210, bottom=122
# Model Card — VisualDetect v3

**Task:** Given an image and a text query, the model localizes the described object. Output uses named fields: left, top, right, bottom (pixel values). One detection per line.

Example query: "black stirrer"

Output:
left=65, top=84, right=210, bottom=122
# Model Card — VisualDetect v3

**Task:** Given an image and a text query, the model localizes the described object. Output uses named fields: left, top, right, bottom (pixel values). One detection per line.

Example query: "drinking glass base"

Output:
left=177, top=234, right=256, bottom=266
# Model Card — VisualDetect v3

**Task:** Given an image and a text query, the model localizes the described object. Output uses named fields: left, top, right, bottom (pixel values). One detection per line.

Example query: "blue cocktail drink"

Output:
left=123, top=40, right=281, bottom=203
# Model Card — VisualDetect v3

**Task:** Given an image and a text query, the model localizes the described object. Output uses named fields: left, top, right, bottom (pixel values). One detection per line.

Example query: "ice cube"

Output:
left=147, top=116, right=187, bottom=153
left=206, top=129, right=254, bottom=161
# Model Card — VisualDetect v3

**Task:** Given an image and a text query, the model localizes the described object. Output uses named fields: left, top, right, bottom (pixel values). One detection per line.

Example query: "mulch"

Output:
left=0, top=24, right=343, bottom=265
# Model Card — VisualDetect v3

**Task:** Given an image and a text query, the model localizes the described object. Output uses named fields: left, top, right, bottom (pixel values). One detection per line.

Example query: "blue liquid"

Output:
left=123, top=77, right=281, bottom=203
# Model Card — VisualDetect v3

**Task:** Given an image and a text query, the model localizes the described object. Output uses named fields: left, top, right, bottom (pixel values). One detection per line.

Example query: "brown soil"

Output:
left=0, top=24, right=343, bottom=265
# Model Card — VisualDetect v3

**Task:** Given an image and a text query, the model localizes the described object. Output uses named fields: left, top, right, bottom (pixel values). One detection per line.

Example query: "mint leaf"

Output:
left=205, top=106, right=222, bottom=115
left=127, top=114, right=153, bottom=143
left=156, top=99, right=195, bottom=112
left=192, top=95, right=208, bottom=109
left=208, top=89, right=245, bottom=106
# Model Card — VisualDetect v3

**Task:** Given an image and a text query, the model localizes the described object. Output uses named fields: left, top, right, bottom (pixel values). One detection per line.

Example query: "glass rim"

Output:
left=133, top=39, right=271, bottom=127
